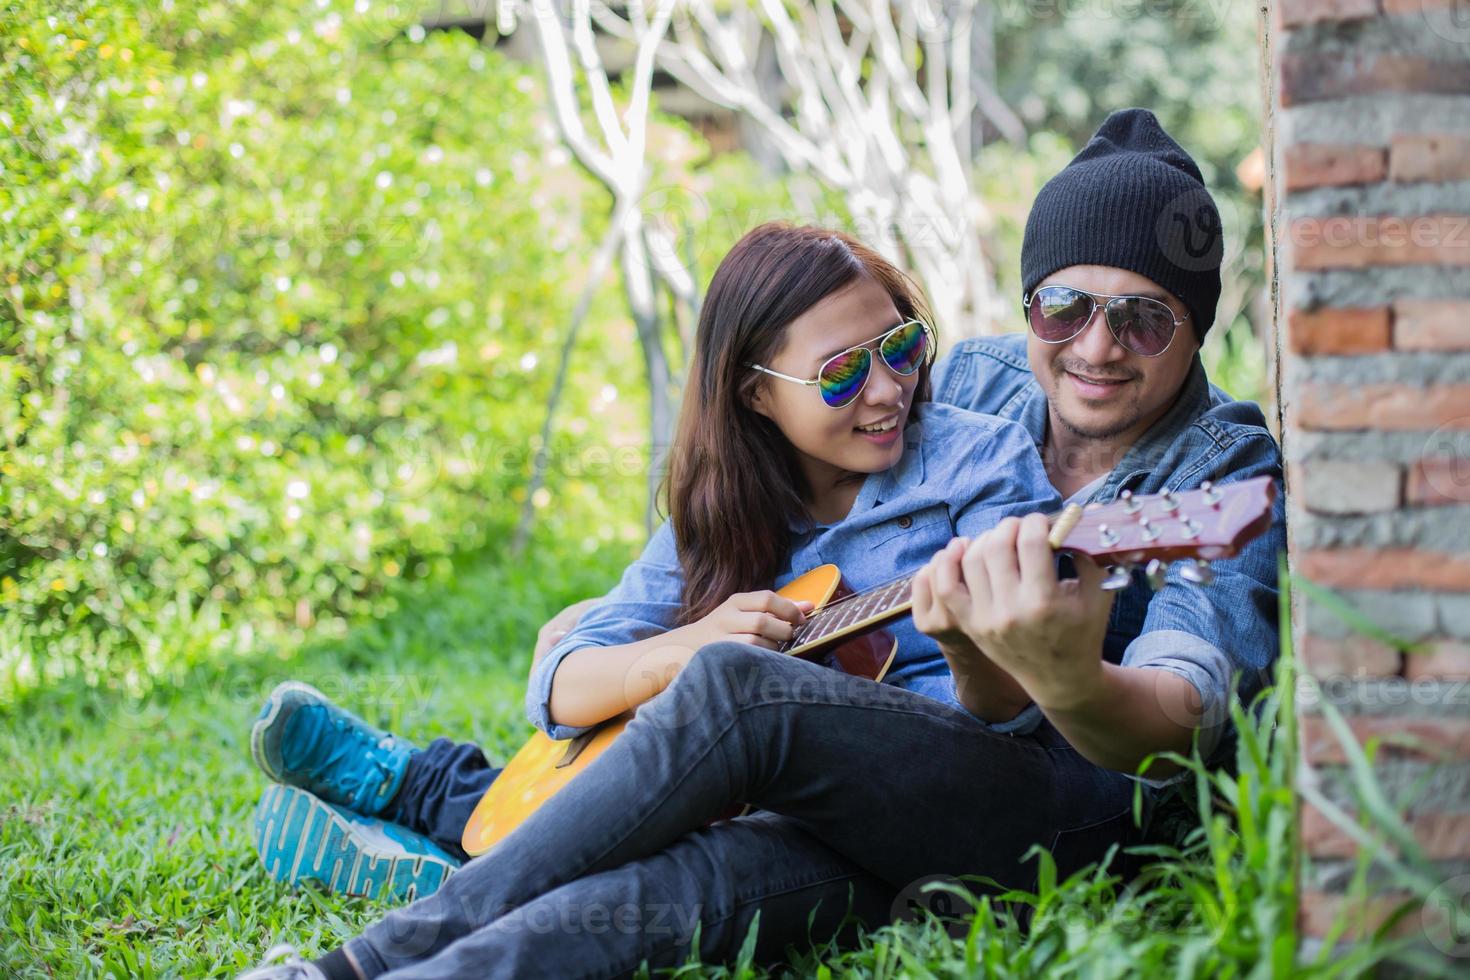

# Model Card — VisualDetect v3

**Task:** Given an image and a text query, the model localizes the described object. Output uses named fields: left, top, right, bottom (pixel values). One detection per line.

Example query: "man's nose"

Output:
left=1068, top=305, right=1127, bottom=364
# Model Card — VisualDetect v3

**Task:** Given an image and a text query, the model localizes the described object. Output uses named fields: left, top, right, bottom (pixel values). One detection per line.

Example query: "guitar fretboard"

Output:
left=780, top=574, right=916, bottom=655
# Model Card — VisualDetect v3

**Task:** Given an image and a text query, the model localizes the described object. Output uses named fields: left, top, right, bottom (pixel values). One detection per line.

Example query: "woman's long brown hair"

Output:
left=664, top=222, right=935, bottom=625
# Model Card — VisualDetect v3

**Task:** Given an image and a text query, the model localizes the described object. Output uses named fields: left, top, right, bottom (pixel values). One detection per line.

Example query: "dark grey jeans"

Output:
left=344, top=642, right=1152, bottom=978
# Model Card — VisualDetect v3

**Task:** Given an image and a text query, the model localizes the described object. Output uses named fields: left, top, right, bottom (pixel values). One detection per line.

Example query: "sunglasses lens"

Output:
left=818, top=347, right=871, bottom=408
left=1029, top=287, right=1094, bottom=343
left=1106, top=298, right=1177, bottom=356
left=879, top=320, right=928, bottom=375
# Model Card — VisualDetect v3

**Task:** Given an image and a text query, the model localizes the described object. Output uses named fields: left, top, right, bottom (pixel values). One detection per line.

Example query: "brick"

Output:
left=1298, top=548, right=1470, bottom=591
left=1299, top=889, right=1426, bottom=941
left=1390, top=134, right=1470, bottom=184
left=1296, top=459, right=1402, bottom=512
left=1409, top=458, right=1470, bottom=505
left=1304, top=801, right=1470, bottom=860
left=1289, top=215, right=1470, bottom=270
left=1301, top=714, right=1470, bottom=765
left=1405, top=639, right=1470, bottom=680
left=1394, top=300, right=1470, bottom=351
left=1282, top=55, right=1470, bottom=106
left=1285, top=143, right=1387, bottom=191
left=1288, top=307, right=1391, bottom=354
left=1280, top=0, right=1379, bottom=26
left=1384, top=0, right=1468, bottom=11
left=1300, top=633, right=1403, bottom=678
left=1296, top=383, right=1470, bottom=431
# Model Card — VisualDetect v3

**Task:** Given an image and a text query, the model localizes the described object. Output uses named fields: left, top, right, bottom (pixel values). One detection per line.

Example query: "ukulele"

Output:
left=462, top=477, right=1276, bottom=856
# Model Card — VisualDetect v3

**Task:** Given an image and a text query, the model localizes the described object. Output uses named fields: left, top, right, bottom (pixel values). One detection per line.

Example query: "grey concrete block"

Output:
left=1286, top=182, right=1470, bottom=222
left=1286, top=95, right=1470, bottom=145
left=1315, top=761, right=1470, bottom=813
left=1299, top=677, right=1470, bottom=718
left=1299, top=459, right=1402, bottom=514
left=1293, top=507, right=1470, bottom=551
left=1301, top=589, right=1438, bottom=641
left=1284, top=13, right=1470, bottom=60
left=1288, top=352, right=1470, bottom=386
left=1286, top=267, right=1470, bottom=310
left=1439, top=594, right=1470, bottom=639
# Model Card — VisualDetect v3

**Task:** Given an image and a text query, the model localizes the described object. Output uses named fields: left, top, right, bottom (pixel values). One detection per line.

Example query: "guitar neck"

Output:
left=776, top=477, right=1275, bottom=659
left=779, top=573, right=917, bottom=657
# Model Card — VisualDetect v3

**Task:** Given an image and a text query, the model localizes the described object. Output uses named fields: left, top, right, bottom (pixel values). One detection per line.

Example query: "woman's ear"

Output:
left=747, top=382, right=774, bottom=421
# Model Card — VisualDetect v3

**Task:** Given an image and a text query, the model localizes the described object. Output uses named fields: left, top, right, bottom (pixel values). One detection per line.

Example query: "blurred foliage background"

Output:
left=1, top=0, right=1268, bottom=700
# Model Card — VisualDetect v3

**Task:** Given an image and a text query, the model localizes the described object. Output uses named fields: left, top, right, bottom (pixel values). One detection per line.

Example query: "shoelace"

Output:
left=308, top=716, right=396, bottom=805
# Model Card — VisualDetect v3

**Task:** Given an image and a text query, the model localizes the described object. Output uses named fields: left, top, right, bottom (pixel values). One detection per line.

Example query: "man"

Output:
left=239, top=108, right=1285, bottom=980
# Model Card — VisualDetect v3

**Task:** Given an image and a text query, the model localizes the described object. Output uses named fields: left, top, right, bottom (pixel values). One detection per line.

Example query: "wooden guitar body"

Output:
left=461, top=564, right=896, bottom=857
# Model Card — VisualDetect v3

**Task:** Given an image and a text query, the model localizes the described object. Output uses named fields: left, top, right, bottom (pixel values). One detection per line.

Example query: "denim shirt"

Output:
left=933, top=333, right=1287, bottom=778
left=527, top=403, right=1062, bottom=741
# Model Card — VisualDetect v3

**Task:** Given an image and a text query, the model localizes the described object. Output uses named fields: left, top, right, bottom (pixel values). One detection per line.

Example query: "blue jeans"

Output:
left=345, top=643, right=1153, bottom=978
left=382, top=739, right=502, bottom=863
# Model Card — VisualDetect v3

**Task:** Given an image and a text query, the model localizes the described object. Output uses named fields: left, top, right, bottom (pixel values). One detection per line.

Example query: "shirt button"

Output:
left=897, top=515, right=912, bottom=528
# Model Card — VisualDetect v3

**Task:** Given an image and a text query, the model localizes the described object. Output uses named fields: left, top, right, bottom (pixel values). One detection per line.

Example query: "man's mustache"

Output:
left=1052, top=359, right=1140, bottom=384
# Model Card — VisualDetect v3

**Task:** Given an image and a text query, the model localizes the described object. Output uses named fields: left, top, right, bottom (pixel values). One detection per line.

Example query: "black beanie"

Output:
left=1020, top=108, right=1223, bottom=342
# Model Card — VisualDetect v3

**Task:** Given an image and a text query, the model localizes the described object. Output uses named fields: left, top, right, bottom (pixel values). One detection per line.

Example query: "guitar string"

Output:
left=787, top=495, right=1232, bottom=646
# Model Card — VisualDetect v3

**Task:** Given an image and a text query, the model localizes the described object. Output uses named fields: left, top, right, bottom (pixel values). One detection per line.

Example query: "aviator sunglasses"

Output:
left=1023, top=284, right=1189, bottom=357
left=749, top=318, right=934, bottom=409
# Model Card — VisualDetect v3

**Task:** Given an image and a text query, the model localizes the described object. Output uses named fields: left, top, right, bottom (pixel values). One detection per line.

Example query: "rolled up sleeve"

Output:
left=1119, top=628, right=1234, bottom=787
left=525, top=522, right=685, bottom=741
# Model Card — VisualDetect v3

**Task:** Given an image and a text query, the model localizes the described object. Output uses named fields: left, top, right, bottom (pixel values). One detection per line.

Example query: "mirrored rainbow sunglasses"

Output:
left=748, top=319, right=935, bottom=409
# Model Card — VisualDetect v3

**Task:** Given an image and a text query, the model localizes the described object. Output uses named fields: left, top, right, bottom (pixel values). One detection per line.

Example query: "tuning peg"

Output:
left=1180, top=559, right=1214, bottom=585
left=1120, top=489, right=1142, bottom=514
left=1200, top=480, right=1223, bottom=506
left=1145, top=558, right=1166, bottom=591
left=1097, top=523, right=1120, bottom=548
left=1102, top=565, right=1134, bottom=591
left=1160, top=490, right=1180, bottom=514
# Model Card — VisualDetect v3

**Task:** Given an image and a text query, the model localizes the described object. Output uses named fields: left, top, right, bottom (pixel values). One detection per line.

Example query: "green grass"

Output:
left=1, top=544, right=620, bottom=978
left=2, top=554, right=1456, bottom=978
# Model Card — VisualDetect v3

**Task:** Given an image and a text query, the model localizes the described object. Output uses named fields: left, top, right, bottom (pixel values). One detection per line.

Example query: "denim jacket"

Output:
left=933, top=333, right=1287, bottom=777
left=527, top=403, right=1062, bottom=741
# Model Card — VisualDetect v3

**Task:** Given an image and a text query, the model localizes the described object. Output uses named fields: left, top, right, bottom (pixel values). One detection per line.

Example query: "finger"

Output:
left=744, top=590, right=808, bottom=625
left=742, top=611, right=795, bottom=643
left=1071, top=554, right=1116, bottom=614
left=980, top=517, right=1023, bottom=605
left=768, top=593, right=811, bottom=625
left=933, top=543, right=967, bottom=605
left=910, top=567, right=934, bottom=626
left=1016, top=513, right=1059, bottom=601
left=960, top=534, right=994, bottom=615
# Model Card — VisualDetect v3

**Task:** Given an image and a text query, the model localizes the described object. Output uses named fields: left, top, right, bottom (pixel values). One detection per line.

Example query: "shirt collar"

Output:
left=1097, top=354, right=1211, bottom=501
left=1018, top=354, right=1210, bottom=505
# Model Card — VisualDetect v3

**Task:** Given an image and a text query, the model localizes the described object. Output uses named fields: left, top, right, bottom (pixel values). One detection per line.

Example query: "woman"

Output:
left=242, top=222, right=1067, bottom=979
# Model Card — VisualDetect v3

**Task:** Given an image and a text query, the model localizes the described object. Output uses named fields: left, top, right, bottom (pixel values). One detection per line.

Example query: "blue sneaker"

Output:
left=252, top=783, right=461, bottom=901
left=251, top=681, right=417, bottom=817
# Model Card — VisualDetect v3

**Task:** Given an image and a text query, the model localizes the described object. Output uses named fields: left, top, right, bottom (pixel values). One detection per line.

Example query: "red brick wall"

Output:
left=1265, top=0, right=1470, bottom=959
